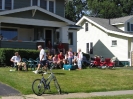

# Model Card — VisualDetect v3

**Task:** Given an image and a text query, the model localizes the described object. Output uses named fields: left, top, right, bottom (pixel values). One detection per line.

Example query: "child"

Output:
left=72, top=52, right=77, bottom=66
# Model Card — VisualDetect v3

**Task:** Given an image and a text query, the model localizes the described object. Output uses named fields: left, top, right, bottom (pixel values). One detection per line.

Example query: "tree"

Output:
left=87, top=0, right=133, bottom=18
left=87, top=0, right=122, bottom=18
left=65, top=0, right=87, bottom=22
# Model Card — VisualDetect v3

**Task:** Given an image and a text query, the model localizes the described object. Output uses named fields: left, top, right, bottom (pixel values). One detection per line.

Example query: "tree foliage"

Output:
left=87, top=0, right=133, bottom=18
left=65, top=0, right=87, bottom=22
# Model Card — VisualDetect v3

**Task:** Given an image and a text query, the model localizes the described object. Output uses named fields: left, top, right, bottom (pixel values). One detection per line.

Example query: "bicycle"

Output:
left=32, top=63, right=61, bottom=96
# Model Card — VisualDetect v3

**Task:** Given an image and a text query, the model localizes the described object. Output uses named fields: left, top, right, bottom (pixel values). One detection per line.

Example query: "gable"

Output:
left=2, top=10, right=64, bottom=22
left=76, top=16, right=133, bottom=37
left=0, top=6, right=74, bottom=24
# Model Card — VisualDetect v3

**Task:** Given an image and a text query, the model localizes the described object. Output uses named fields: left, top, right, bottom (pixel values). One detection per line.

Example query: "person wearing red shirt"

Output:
left=58, top=52, right=64, bottom=68
left=57, top=41, right=65, bottom=54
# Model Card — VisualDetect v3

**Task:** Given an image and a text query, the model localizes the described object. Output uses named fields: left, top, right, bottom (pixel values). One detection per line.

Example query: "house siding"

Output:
left=18, top=28, right=34, bottom=41
left=68, top=30, right=77, bottom=52
left=14, top=0, right=30, bottom=9
left=4, top=10, right=64, bottom=22
left=56, top=0, right=65, bottom=17
left=116, top=24, right=124, bottom=31
left=13, top=0, right=65, bottom=17
left=77, top=21, right=129, bottom=61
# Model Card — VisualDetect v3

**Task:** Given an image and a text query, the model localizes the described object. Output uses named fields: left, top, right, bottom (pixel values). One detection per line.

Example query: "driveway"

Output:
left=0, top=82, right=21, bottom=96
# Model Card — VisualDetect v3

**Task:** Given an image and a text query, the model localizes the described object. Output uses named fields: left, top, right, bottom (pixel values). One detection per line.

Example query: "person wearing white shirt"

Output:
left=77, top=49, right=83, bottom=70
left=33, top=45, right=47, bottom=74
left=10, top=52, right=27, bottom=71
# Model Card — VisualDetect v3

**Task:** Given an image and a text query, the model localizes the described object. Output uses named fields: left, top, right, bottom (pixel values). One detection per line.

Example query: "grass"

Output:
left=0, top=67, right=133, bottom=95
left=68, top=94, right=133, bottom=99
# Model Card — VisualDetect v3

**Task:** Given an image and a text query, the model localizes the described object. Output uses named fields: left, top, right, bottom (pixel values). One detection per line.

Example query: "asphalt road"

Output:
left=0, top=82, right=20, bottom=96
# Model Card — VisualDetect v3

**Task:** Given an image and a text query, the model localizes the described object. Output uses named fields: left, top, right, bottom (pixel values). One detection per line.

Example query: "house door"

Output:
left=45, top=30, right=52, bottom=47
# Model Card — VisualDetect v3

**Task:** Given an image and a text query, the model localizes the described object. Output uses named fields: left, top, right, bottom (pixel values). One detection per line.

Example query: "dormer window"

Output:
left=0, top=0, right=13, bottom=10
left=40, top=0, right=47, bottom=9
left=31, top=0, right=55, bottom=13
left=32, top=0, right=38, bottom=6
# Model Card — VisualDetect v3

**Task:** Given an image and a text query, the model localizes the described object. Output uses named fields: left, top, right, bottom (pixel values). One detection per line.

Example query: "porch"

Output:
left=0, top=23, right=69, bottom=51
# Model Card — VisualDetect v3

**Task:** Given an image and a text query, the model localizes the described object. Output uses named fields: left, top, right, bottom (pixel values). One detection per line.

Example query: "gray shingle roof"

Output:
left=111, top=15, right=133, bottom=24
left=86, top=16, right=124, bottom=32
left=85, top=16, right=133, bottom=35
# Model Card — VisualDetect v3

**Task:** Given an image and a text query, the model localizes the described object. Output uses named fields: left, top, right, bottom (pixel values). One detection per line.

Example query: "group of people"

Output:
left=10, top=42, right=83, bottom=74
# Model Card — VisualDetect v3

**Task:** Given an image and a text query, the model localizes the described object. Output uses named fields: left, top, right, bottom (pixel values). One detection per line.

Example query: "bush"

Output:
left=0, top=48, right=39, bottom=66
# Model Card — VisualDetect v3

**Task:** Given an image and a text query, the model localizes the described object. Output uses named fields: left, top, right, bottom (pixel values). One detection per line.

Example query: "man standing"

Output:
left=33, top=45, right=47, bottom=74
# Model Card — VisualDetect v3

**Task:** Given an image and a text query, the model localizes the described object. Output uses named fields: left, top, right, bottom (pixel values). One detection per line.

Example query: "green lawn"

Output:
left=0, top=67, right=133, bottom=95
left=68, top=94, right=133, bottom=99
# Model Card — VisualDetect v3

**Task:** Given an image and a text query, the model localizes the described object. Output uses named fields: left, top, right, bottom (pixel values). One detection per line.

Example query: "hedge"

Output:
left=0, top=48, right=39, bottom=66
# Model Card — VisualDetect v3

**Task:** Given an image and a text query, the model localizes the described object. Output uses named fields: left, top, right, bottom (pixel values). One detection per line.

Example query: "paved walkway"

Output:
left=1, top=90, right=133, bottom=99
left=0, top=82, right=20, bottom=96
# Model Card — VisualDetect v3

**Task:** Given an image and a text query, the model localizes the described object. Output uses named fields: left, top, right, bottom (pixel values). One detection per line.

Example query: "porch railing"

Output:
left=0, top=41, right=37, bottom=49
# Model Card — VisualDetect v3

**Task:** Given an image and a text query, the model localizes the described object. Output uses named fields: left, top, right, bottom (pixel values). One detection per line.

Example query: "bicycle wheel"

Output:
left=54, top=79, right=61, bottom=94
left=32, top=79, right=45, bottom=96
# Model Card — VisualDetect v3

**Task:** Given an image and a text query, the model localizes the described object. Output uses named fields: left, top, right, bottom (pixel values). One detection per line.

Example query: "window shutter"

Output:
left=127, top=22, right=130, bottom=31
left=85, top=23, right=88, bottom=31
left=86, top=43, right=89, bottom=53
left=90, top=42, right=93, bottom=54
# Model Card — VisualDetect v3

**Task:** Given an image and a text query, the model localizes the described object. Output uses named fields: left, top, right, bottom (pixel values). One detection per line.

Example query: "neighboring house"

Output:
left=0, top=0, right=78, bottom=52
left=76, top=15, right=133, bottom=66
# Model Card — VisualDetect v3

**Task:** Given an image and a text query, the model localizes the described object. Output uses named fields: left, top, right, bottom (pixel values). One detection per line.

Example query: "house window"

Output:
left=5, top=0, right=11, bottom=10
left=85, top=23, right=88, bottom=31
left=86, top=43, right=89, bottom=53
left=32, top=0, right=38, bottom=6
left=90, top=42, right=93, bottom=54
left=112, top=40, right=117, bottom=46
left=0, top=0, right=13, bottom=10
left=49, top=0, right=54, bottom=12
left=31, top=0, right=55, bottom=13
left=68, top=32, right=73, bottom=45
left=1, top=28, right=18, bottom=40
left=131, top=24, right=133, bottom=31
left=40, top=0, right=47, bottom=9
left=0, top=0, right=2, bottom=9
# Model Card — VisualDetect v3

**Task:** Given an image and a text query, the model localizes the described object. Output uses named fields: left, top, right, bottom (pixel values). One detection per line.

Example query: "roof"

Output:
left=111, top=15, right=133, bottom=25
left=0, top=6, right=75, bottom=25
left=76, top=16, right=133, bottom=37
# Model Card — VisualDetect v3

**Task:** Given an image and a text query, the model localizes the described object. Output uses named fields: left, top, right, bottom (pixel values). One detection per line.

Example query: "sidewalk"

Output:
left=2, top=90, right=133, bottom=99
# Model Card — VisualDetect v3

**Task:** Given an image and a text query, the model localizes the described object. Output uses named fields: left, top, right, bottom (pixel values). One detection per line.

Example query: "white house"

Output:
left=76, top=15, right=133, bottom=66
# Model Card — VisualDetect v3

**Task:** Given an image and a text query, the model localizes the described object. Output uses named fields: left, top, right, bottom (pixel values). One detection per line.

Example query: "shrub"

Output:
left=0, top=48, right=39, bottom=66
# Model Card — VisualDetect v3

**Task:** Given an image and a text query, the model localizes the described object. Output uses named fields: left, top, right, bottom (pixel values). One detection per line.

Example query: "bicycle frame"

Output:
left=40, top=67, right=56, bottom=91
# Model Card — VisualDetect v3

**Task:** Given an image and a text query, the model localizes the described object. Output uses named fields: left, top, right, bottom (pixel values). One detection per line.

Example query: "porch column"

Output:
left=59, top=27, right=69, bottom=43
left=130, top=39, right=133, bottom=66
left=59, top=26, right=69, bottom=52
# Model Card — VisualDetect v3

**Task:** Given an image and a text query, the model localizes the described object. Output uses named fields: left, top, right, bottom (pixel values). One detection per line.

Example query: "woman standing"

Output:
left=77, top=49, right=83, bottom=70
left=68, top=48, right=73, bottom=65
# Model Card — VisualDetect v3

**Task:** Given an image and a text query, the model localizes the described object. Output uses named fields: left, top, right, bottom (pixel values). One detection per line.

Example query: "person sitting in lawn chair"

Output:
left=53, top=54, right=60, bottom=68
left=10, top=52, right=27, bottom=71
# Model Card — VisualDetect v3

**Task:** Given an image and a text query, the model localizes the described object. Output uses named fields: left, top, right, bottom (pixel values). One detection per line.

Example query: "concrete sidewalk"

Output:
left=2, top=90, right=133, bottom=99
